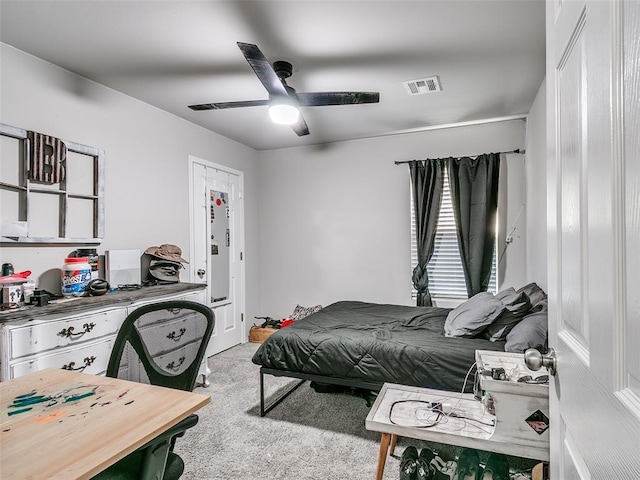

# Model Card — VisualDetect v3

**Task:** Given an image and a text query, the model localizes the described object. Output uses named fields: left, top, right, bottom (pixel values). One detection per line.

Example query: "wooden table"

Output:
left=0, top=368, right=210, bottom=479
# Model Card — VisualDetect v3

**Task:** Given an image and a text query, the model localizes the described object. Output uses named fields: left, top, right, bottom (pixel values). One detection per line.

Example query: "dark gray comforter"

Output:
left=251, top=301, right=506, bottom=392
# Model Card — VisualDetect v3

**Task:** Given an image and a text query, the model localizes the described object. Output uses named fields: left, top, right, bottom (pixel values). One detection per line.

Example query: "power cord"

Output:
left=387, top=362, right=495, bottom=432
left=388, top=399, right=444, bottom=428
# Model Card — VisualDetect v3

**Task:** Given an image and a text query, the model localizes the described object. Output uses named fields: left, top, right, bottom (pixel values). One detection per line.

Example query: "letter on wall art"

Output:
left=27, top=131, right=67, bottom=184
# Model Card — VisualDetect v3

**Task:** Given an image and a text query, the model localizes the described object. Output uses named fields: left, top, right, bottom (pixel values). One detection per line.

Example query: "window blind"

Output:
left=411, top=173, right=496, bottom=299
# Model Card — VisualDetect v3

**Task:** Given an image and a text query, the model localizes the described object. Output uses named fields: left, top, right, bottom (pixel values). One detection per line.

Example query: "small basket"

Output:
left=248, top=326, right=278, bottom=344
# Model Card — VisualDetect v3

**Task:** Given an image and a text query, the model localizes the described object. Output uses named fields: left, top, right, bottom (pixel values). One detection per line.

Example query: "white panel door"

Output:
left=206, top=170, right=244, bottom=355
left=546, top=0, right=640, bottom=478
left=189, top=157, right=245, bottom=358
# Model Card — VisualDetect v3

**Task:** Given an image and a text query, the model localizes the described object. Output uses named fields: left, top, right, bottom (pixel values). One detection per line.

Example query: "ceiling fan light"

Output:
left=269, top=101, right=300, bottom=125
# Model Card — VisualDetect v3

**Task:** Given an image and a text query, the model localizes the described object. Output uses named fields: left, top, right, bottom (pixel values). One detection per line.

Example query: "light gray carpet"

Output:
left=174, top=342, right=408, bottom=479
left=175, top=342, right=537, bottom=479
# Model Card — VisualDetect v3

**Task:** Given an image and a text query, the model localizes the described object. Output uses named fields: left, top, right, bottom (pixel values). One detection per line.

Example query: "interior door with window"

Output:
left=190, top=158, right=245, bottom=358
left=546, top=0, right=640, bottom=477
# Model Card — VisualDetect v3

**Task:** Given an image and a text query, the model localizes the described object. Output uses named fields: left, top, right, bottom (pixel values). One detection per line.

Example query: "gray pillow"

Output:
left=530, top=298, right=548, bottom=312
left=504, top=311, right=548, bottom=353
left=500, top=289, right=531, bottom=315
left=495, top=287, right=517, bottom=301
left=444, top=292, right=505, bottom=338
left=516, top=282, right=547, bottom=311
left=483, top=289, right=531, bottom=342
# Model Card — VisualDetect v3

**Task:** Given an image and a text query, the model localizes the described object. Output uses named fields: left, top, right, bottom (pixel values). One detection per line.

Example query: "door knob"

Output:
left=196, top=269, right=206, bottom=279
left=524, top=347, right=557, bottom=375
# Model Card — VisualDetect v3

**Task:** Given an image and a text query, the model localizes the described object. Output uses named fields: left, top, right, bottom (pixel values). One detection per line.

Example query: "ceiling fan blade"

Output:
left=237, top=42, right=289, bottom=97
left=291, top=113, right=310, bottom=136
left=297, top=92, right=380, bottom=106
left=190, top=43, right=375, bottom=139
left=188, top=99, right=269, bottom=111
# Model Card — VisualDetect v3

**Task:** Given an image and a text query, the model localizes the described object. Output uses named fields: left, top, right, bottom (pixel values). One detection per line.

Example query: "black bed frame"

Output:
left=259, top=367, right=385, bottom=417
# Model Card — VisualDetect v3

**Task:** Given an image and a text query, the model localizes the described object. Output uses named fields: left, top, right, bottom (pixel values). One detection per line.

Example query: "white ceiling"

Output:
left=0, top=0, right=545, bottom=151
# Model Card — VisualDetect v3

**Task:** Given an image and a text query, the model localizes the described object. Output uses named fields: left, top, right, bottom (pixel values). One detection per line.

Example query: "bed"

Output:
left=251, top=300, right=508, bottom=415
left=252, top=283, right=548, bottom=416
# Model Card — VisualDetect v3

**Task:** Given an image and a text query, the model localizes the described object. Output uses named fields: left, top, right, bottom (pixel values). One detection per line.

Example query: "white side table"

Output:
left=366, top=383, right=497, bottom=480
left=475, top=350, right=550, bottom=458
left=365, top=356, right=550, bottom=480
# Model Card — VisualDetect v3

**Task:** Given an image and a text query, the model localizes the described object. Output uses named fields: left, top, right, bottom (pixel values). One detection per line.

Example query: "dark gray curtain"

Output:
left=409, top=159, right=445, bottom=306
left=448, top=153, right=500, bottom=297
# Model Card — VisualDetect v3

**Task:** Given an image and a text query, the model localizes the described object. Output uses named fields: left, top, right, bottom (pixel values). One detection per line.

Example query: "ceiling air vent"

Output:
left=403, top=76, right=441, bottom=95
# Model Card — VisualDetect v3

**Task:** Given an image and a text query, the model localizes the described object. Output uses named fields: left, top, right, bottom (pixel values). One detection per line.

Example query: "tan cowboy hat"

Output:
left=144, top=244, right=189, bottom=263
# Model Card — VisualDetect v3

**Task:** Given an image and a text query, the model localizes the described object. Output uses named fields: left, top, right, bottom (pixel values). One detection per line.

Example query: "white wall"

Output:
left=497, top=152, right=527, bottom=290
left=524, top=78, right=548, bottom=291
left=257, top=120, right=528, bottom=317
left=1, top=43, right=548, bottom=326
left=0, top=44, right=261, bottom=321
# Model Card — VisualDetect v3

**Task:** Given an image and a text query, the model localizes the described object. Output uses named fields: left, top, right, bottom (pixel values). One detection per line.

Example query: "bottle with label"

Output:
left=61, top=257, right=92, bottom=297
left=70, top=248, right=99, bottom=280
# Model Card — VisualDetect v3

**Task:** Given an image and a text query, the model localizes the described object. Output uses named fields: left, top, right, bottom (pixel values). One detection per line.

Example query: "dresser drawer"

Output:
left=139, top=312, right=206, bottom=356
left=11, top=336, right=116, bottom=379
left=127, top=289, right=205, bottom=315
left=9, top=309, right=125, bottom=360
left=116, top=337, right=201, bottom=382
left=134, top=303, right=200, bottom=328
left=155, top=342, right=199, bottom=376
left=178, top=290, right=205, bottom=304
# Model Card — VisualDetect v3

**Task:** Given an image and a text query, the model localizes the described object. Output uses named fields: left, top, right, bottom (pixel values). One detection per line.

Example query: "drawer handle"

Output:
left=166, top=328, right=186, bottom=342
left=58, top=322, right=96, bottom=339
left=62, top=356, right=96, bottom=372
left=166, top=356, right=186, bottom=371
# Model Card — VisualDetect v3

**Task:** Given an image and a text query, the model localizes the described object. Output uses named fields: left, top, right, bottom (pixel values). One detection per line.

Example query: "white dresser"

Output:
left=0, top=284, right=209, bottom=383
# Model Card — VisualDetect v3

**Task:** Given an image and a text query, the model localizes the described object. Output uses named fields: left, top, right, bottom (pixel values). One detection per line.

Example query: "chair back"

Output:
left=107, top=300, right=214, bottom=392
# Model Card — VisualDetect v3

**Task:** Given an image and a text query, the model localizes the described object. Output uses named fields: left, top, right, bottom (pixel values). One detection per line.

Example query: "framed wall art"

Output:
left=0, top=123, right=105, bottom=243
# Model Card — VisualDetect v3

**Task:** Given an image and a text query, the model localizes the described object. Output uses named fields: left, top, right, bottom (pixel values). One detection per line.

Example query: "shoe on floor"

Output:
left=400, top=446, right=419, bottom=480
left=454, top=448, right=480, bottom=480
left=480, top=453, right=509, bottom=480
left=416, top=447, right=435, bottom=480
left=431, top=454, right=457, bottom=480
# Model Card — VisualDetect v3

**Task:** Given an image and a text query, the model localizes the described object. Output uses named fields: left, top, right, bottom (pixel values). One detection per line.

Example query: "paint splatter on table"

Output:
left=0, top=368, right=210, bottom=479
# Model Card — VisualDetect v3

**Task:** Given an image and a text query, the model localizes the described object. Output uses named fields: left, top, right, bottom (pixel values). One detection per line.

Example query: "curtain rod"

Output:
left=394, top=148, right=524, bottom=165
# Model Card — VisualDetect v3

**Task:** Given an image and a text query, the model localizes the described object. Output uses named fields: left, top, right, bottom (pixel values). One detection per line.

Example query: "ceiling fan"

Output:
left=188, top=42, right=380, bottom=136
